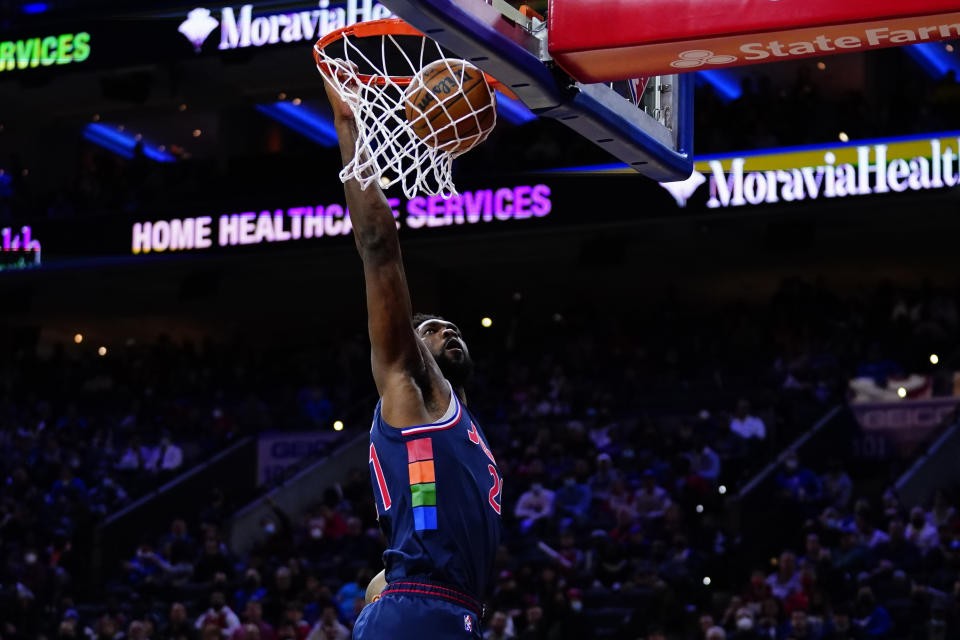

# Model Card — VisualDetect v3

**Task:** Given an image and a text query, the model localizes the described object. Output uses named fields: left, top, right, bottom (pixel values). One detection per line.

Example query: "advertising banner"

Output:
left=850, top=396, right=960, bottom=457
left=645, top=130, right=960, bottom=209
left=0, top=1, right=393, bottom=80
left=549, top=0, right=960, bottom=81
left=257, top=431, right=340, bottom=486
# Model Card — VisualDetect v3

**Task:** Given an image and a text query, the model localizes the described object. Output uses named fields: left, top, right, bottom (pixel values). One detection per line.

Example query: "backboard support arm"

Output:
left=379, top=0, right=695, bottom=181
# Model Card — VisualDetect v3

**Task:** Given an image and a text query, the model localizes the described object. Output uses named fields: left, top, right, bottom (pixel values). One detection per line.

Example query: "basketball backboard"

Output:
left=377, top=0, right=695, bottom=182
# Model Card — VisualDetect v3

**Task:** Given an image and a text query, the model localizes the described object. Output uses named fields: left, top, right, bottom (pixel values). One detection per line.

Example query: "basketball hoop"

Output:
left=313, top=19, right=507, bottom=198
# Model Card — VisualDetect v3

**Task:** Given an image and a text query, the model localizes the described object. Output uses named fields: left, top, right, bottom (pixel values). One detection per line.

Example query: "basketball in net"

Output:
left=404, top=59, right=496, bottom=154
left=313, top=19, right=507, bottom=198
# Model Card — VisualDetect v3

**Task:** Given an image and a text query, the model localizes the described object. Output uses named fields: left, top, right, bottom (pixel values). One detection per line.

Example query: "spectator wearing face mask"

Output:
left=195, top=591, right=241, bottom=638
left=731, top=607, right=763, bottom=640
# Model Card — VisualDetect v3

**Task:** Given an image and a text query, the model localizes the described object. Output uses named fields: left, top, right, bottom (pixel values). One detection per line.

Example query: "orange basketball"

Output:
left=404, top=59, right=497, bottom=154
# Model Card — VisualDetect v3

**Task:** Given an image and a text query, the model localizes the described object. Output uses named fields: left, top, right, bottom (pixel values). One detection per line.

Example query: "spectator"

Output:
left=874, top=518, right=922, bottom=574
left=484, top=611, right=515, bottom=639
left=854, top=503, right=890, bottom=549
left=906, top=506, right=939, bottom=552
left=775, top=452, right=822, bottom=506
left=275, top=622, right=298, bottom=640
left=927, top=490, right=956, bottom=528
left=589, top=453, right=619, bottom=500
left=820, top=460, right=853, bottom=510
left=234, top=569, right=268, bottom=613
left=514, top=482, right=555, bottom=534
left=731, top=607, right=763, bottom=640
left=230, top=601, right=274, bottom=640
left=194, top=592, right=242, bottom=638
left=239, top=624, right=262, bottom=640
left=159, top=432, right=185, bottom=473
left=128, top=620, right=147, bottom=640
left=767, top=552, right=802, bottom=601
left=332, top=569, right=368, bottom=623
left=699, top=614, right=715, bottom=639
left=518, top=605, right=545, bottom=640
left=554, top=473, right=591, bottom=528
left=800, top=534, right=825, bottom=568
left=705, top=626, right=726, bottom=640
left=688, top=441, right=722, bottom=484
left=282, top=602, right=311, bottom=640
left=634, top=471, right=671, bottom=520
left=305, top=605, right=349, bottom=640
left=852, top=587, right=892, bottom=638
left=162, top=603, right=192, bottom=640
left=730, top=399, right=766, bottom=440
left=782, top=610, right=821, bottom=640
left=263, top=567, right=299, bottom=624
left=195, top=537, right=234, bottom=584
left=824, top=607, right=856, bottom=640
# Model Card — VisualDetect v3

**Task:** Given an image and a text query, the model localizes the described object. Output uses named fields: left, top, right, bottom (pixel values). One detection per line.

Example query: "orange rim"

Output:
left=313, top=17, right=518, bottom=99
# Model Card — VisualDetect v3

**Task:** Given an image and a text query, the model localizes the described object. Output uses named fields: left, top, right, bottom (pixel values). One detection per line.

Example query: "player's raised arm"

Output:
left=321, top=70, right=444, bottom=420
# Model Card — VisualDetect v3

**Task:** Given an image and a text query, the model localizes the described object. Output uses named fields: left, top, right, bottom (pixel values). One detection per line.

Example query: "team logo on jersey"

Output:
left=464, top=615, right=473, bottom=632
left=670, top=49, right=737, bottom=69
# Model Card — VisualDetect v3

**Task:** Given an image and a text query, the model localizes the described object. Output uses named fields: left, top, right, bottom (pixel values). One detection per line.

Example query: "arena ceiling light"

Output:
left=495, top=91, right=537, bottom=125
left=696, top=70, right=742, bottom=102
left=21, top=2, right=48, bottom=14
left=82, top=123, right=177, bottom=163
left=255, top=101, right=337, bottom=147
left=906, top=42, right=960, bottom=78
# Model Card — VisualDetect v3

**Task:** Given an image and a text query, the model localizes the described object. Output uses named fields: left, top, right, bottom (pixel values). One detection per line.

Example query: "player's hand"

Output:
left=320, top=59, right=358, bottom=122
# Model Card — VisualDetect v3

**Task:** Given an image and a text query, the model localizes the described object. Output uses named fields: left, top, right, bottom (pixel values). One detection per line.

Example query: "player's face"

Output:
left=417, top=319, right=473, bottom=385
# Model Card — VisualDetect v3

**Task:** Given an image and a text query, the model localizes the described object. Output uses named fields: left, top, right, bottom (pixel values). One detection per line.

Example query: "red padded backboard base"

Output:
left=548, top=0, right=960, bottom=82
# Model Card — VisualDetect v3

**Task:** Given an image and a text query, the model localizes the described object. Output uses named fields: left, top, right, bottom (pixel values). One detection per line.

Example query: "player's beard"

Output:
left=434, top=350, right=474, bottom=387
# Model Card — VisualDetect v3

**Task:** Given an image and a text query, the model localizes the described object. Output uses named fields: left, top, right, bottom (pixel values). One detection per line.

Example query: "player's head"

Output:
left=413, top=313, right=474, bottom=386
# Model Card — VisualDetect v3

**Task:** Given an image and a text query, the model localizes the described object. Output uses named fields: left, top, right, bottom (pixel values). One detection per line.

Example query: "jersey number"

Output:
left=369, top=443, right=391, bottom=511
left=487, top=464, right=502, bottom=515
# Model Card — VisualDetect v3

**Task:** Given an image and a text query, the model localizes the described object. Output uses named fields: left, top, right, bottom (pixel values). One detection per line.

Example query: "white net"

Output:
left=314, top=24, right=498, bottom=198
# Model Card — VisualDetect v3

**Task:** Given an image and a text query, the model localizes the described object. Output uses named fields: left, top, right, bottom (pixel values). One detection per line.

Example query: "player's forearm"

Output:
left=335, top=120, right=399, bottom=262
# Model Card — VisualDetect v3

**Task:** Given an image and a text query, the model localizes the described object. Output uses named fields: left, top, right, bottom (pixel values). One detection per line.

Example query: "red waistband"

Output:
left=381, top=580, right=482, bottom=616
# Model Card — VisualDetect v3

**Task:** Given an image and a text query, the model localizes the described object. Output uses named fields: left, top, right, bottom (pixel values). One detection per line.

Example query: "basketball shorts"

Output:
left=352, top=579, right=483, bottom=640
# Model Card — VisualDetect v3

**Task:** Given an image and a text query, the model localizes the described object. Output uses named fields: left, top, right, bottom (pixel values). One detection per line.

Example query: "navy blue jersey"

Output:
left=368, top=382, right=503, bottom=599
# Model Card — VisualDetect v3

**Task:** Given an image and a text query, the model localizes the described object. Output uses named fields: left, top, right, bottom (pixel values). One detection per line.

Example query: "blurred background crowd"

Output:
left=2, top=278, right=960, bottom=639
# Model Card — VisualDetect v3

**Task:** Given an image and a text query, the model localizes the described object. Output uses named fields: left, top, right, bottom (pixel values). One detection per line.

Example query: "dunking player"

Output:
left=322, top=72, right=503, bottom=638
